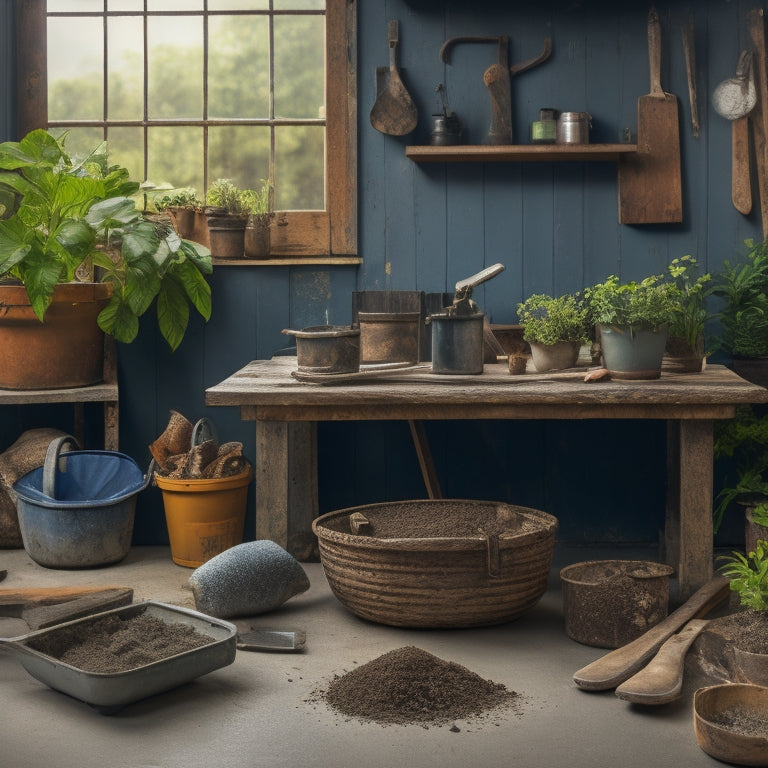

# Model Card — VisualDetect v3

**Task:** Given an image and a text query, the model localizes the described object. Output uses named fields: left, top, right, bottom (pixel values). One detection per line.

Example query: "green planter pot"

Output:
left=598, top=323, right=667, bottom=380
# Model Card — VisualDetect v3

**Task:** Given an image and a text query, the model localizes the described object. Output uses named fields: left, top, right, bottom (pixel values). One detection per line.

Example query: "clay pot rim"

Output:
left=560, top=559, right=674, bottom=586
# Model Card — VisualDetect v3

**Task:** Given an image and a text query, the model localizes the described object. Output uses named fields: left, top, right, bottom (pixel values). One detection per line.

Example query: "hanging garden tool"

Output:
left=370, top=20, right=418, bottom=136
left=438, top=36, right=552, bottom=144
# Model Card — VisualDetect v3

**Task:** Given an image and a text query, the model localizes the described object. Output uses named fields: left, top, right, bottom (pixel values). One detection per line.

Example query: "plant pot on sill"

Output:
left=529, top=340, right=581, bottom=372
left=560, top=559, right=674, bottom=648
left=244, top=213, right=271, bottom=259
left=597, top=323, right=668, bottom=380
left=664, top=334, right=706, bottom=374
left=0, top=282, right=111, bottom=390
left=206, top=211, right=248, bottom=260
left=168, top=206, right=196, bottom=239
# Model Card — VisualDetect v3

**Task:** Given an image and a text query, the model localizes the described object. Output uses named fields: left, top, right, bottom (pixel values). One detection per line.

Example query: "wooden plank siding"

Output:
left=0, top=0, right=764, bottom=547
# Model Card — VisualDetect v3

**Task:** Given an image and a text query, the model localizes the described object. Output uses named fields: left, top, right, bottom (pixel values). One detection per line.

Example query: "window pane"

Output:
left=208, top=125, right=270, bottom=192
left=55, top=129, right=105, bottom=168
left=147, top=0, right=203, bottom=10
left=274, top=1, right=325, bottom=9
left=147, top=127, right=204, bottom=191
left=48, top=17, right=103, bottom=122
left=106, top=126, right=145, bottom=183
left=108, top=17, right=143, bottom=121
left=209, top=16, right=269, bottom=119
left=48, top=1, right=102, bottom=10
left=208, top=0, right=270, bottom=9
left=274, top=125, right=324, bottom=210
left=108, top=1, right=144, bottom=10
left=274, top=15, right=324, bottom=119
left=147, top=17, right=203, bottom=119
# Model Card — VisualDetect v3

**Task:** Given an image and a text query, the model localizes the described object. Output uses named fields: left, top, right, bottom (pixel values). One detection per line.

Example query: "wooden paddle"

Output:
left=573, top=576, right=729, bottom=691
left=618, top=7, right=682, bottom=224
left=369, top=20, right=418, bottom=136
left=733, top=117, right=753, bottom=215
left=614, top=619, right=709, bottom=704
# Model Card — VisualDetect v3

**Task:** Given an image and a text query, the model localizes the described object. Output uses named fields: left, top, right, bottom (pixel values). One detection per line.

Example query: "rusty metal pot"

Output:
left=282, top=325, right=360, bottom=374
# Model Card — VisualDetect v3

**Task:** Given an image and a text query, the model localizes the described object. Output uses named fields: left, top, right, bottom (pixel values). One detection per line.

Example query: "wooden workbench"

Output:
left=206, top=358, right=768, bottom=599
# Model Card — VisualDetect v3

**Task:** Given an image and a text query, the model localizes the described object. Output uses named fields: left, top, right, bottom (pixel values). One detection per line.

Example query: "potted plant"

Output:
left=585, top=273, right=679, bottom=379
left=516, top=292, right=589, bottom=372
left=717, top=540, right=768, bottom=686
left=665, top=255, right=711, bottom=373
left=242, top=178, right=273, bottom=259
left=711, top=239, right=768, bottom=387
left=154, top=187, right=201, bottom=240
left=205, top=178, right=250, bottom=259
left=0, top=129, right=212, bottom=389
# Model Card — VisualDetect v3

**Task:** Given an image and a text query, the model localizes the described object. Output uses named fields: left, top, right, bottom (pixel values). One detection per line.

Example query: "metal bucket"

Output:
left=358, top=311, right=421, bottom=364
left=282, top=325, right=360, bottom=374
left=429, top=312, right=485, bottom=374
left=13, top=436, right=149, bottom=569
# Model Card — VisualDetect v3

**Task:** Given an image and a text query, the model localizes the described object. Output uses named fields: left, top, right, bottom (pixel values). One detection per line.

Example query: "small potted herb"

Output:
left=242, top=178, right=273, bottom=259
left=584, top=274, right=679, bottom=379
left=666, top=255, right=711, bottom=373
left=154, top=187, right=201, bottom=239
left=204, top=179, right=250, bottom=259
left=516, top=293, right=589, bottom=372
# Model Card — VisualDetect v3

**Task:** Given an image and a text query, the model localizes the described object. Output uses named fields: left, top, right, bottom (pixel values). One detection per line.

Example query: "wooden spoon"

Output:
left=614, top=619, right=709, bottom=705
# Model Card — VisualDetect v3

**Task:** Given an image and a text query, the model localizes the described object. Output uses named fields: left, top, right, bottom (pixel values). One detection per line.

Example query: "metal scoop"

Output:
left=713, top=50, right=756, bottom=120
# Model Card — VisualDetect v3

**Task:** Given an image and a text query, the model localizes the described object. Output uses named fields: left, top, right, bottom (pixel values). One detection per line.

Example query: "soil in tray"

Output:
left=708, top=706, right=768, bottom=738
left=26, top=608, right=214, bottom=672
left=326, top=502, right=540, bottom=539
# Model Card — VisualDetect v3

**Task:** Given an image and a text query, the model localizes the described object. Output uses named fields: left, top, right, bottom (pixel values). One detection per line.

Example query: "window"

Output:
left=15, top=0, right=357, bottom=261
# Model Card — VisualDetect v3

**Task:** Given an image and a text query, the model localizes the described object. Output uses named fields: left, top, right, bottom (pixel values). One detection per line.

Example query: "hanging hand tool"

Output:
left=439, top=36, right=552, bottom=145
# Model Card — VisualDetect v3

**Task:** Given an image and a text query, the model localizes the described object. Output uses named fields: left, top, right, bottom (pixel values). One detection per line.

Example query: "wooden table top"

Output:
left=206, top=358, right=768, bottom=422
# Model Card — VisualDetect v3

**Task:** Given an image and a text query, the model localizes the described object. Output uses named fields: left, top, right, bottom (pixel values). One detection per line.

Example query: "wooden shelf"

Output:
left=405, top=143, right=638, bottom=163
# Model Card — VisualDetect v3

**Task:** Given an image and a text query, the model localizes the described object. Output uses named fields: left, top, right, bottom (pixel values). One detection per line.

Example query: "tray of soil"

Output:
left=311, top=499, right=558, bottom=628
left=694, top=683, right=768, bottom=766
left=0, top=601, right=237, bottom=713
left=559, top=559, right=674, bottom=648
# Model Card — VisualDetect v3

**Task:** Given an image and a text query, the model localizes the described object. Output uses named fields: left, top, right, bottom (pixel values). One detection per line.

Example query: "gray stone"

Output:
left=188, top=540, right=310, bottom=618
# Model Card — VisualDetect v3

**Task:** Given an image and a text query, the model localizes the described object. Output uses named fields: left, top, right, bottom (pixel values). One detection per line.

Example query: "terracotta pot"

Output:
left=168, top=206, right=196, bottom=239
left=244, top=214, right=271, bottom=259
left=0, top=283, right=111, bottom=390
left=206, top=213, right=247, bottom=259
left=664, top=334, right=706, bottom=373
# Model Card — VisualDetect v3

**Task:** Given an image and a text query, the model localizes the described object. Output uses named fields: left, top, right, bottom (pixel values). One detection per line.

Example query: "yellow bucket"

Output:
left=155, top=468, right=251, bottom=567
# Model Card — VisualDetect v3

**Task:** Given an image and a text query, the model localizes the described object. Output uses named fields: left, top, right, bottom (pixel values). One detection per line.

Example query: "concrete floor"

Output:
left=0, top=544, right=730, bottom=768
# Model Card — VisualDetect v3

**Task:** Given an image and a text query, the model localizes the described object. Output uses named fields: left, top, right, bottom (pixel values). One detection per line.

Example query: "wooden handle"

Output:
left=733, top=117, right=752, bottom=215
left=573, top=577, right=729, bottom=691
left=648, top=6, right=663, bottom=96
left=388, top=19, right=399, bottom=69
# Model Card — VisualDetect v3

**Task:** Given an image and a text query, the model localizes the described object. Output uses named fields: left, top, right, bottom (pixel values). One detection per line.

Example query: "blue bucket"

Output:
left=14, top=436, right=149, bottom=569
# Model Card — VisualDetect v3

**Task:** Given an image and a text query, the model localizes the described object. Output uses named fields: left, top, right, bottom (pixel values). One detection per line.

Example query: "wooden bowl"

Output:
left=312, top=499, right=558, bottom=628
left=693, top=684, right=768, bottom=766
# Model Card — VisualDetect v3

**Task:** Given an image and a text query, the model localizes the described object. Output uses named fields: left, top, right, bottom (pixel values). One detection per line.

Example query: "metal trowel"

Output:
left=236, top=629, right=306, bottom=653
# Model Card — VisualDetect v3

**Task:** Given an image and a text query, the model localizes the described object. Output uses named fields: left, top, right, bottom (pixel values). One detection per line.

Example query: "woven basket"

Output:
left=312, top=499, right=558, bottom=628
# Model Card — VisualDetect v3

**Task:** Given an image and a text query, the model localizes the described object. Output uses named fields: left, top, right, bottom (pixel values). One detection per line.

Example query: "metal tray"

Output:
left=0, top=600, right=237, bottom=714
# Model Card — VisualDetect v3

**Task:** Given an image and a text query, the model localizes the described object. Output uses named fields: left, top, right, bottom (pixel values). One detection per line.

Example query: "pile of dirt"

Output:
left=313, top=646, right=519, bottom=727
left=27, top=610, right=214, bottom=672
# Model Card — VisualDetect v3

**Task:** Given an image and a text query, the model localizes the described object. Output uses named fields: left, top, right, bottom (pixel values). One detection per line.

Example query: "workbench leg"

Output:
left=104, top=400, right=119, bottom=451
left=255, top=421, right=318, bottom=561
left=665, top=420, right=714, bottom=601
left=408, top=420, right=442, bottom=499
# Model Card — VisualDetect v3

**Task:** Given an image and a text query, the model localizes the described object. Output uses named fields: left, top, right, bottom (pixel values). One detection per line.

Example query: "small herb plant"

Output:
left=718, top=540, right=768, bottom=612
left=584, top=274, right=679, bottom=331
left=240, top=178, right=273, bottom=217
left=205, top=179, right=249, bottom=217
left=667, top=255, right=711, bottom=352
left=711, top=239, right=768, bottom=358
left=154, top=187, right=201, bottom=212
left=516, top=293, right=589, bottom=346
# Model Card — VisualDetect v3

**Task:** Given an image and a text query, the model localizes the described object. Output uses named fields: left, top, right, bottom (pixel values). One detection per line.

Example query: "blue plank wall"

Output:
left=0, top=0, right=763, bottom=549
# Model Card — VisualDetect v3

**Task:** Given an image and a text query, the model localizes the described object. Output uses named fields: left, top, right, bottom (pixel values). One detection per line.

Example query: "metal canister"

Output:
left=556, top=112, right=591, bottom=144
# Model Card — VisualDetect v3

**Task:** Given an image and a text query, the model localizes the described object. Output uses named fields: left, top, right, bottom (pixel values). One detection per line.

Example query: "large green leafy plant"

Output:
left=0, top=129, right=212, bottom=351
left=711, top=239, right=768, bottom=358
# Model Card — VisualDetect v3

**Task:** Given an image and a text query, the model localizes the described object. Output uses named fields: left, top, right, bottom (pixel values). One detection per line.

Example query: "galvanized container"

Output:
left=428, top=312, right=485, bottom=374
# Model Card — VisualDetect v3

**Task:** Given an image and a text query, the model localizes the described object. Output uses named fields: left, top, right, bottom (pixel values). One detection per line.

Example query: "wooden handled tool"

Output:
left=573, top=577, right=729, bottom=691
left=614, top=619, right=709, bottom=704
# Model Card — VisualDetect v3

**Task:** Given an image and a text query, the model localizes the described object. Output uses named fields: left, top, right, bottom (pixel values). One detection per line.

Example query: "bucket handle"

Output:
left=42, top=434, right=81, bottom=499
left=191, top=417, right=219, bottom=449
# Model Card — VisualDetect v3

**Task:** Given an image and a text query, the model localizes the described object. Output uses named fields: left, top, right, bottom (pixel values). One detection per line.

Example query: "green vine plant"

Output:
left=718, top=540, right=768, bottom=612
